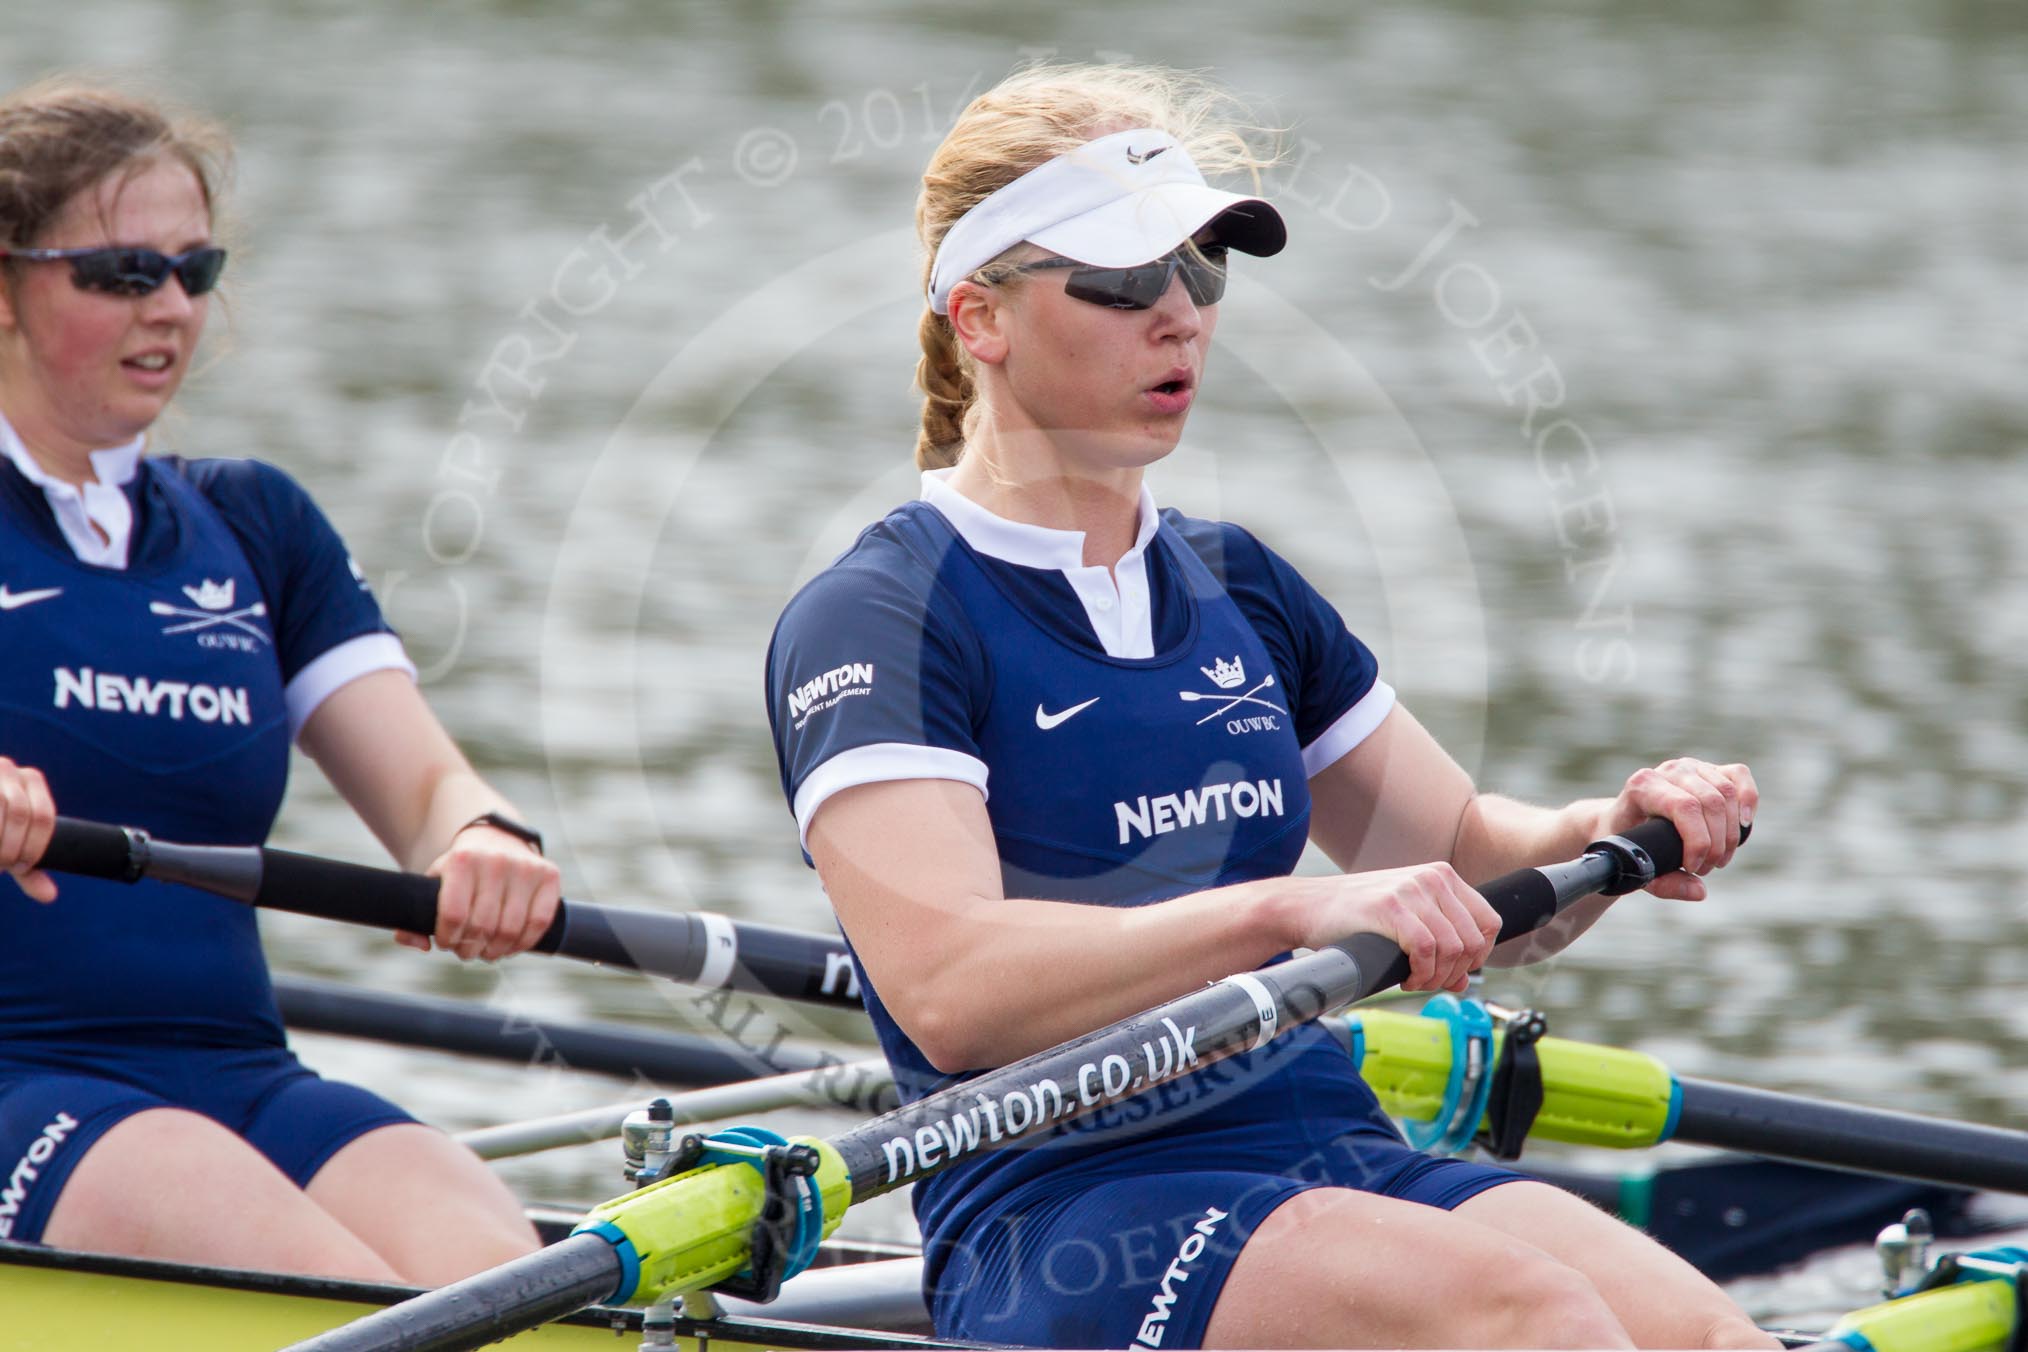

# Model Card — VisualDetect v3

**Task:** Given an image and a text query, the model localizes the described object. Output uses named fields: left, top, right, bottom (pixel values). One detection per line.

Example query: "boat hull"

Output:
left=0, top=1240, right=948, bottom=1351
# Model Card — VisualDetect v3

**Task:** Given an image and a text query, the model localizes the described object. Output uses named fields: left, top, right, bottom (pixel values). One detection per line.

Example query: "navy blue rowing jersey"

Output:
left=767, top=472, right=1401, bottom=1281
left=0, top=454, right=406, bottom=1051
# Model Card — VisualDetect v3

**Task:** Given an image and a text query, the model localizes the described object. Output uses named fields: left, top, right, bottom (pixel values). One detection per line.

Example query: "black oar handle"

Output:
left=258, top=846, right=444, bottom=934
left=37, top=818, right=864, bottom=1009
left=1329, top=815, right=1752, bottom=994
left=33, top=817, right=142, bottom=880
left=1596, top=814, right=1751, bottom=893
left=38, top=819, right=498, bottom=935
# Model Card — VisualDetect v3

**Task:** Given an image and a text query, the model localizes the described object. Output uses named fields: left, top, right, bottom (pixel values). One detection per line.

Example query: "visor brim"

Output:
left=1026, top=183, right=1287, bottom=268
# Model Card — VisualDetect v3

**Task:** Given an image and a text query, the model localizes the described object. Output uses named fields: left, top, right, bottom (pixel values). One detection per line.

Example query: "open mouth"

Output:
left=123, top=353, right=176, bottom=375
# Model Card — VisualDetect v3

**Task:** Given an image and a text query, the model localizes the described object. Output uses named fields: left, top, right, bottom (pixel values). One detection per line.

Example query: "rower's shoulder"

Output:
left=1160, top=508, right=1257, bottom=551
left=153, top=455, right=324, bottom=522
left=1158, top=509, right=1290, bottom=587
left=780, top=500, right=958, bottom=614
left=770, top=502, right=984, bottom=692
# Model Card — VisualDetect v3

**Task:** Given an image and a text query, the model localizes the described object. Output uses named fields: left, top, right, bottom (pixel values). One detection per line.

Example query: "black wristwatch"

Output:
left=456, top=811, right=545, bottom=856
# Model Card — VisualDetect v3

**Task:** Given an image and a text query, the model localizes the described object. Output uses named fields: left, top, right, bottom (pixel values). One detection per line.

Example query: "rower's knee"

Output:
left=1297, top=1242, right=1627, bottom=1348
left=1694, top=1312, right=1783, bottom=1349
left=1474, top=1259, right=1630, bottom=1349
left=304, top=1123, right=537, bottom=1285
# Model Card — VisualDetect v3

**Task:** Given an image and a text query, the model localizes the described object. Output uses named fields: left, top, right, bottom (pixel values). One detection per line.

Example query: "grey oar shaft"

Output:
left=1674, top=1077, right=2028, bottom=1195
left=458, top=1058, right=893, bottom=1160
left=274, top=974, right=850, bottom=1086
left=833, top=945, right=1360, bottom=1199
left=287, top=1232, right=621, bottom=1352
left=832, top=843, right=1638, bottom=1200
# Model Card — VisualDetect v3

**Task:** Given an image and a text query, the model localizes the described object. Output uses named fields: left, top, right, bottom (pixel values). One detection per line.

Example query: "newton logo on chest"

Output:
left=52, top=666, right=253, bottom=726
left=1114, top=778, right=1286, bottom=845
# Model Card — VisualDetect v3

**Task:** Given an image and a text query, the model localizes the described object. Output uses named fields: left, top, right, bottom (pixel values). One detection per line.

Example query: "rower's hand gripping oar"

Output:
left=1331, top=814, right=1730, bottom=999
left=280, top=817, right=1725, bottom=1352
left=35, top=817, right=864, bottom=1009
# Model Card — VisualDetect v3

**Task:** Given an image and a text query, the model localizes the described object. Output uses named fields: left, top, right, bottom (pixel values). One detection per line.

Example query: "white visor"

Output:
left=927, top=127, right=1286, bottom=315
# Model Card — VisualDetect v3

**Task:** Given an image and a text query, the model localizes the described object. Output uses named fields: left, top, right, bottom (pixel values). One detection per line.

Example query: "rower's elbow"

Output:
left=897, top=995, right=993, bottom=1076
left=919, top=1042, right=982, bottom=1077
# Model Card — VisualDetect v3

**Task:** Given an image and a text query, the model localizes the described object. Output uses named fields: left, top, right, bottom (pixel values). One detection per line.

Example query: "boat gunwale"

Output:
left=0, top=1237, right=968, bottom=1349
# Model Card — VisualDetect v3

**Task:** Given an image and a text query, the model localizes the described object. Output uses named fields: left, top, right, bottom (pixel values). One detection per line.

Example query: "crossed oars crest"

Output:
left=149, top=579, right=269, bottom=644
left=1178, top=660, right=1286, bottom=726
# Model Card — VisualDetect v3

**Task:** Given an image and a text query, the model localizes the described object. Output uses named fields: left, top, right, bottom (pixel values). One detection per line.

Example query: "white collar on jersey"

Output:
left=919, top=467, right=1161, bottom=659
left=919, top=468, right=1159, bottom=572
left=0, top=411, right=145, bottom=569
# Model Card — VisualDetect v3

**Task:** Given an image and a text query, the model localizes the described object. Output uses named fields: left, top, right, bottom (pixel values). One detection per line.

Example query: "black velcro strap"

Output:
left=1478, top=1009, right=1548, bottom=1161
left=710, top=1143, right=821, bottom=1304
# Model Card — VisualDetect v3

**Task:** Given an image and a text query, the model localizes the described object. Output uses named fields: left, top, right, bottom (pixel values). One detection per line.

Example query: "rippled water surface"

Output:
left=8, top=0, right=2026, bottom=1318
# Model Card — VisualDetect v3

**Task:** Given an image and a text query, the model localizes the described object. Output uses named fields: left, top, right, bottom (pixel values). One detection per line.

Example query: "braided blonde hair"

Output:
left=912, top=64, right=1278, bottom=470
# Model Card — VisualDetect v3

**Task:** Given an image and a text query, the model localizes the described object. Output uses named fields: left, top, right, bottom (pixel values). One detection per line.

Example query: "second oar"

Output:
left=37, top=816, right=863, bottom=1008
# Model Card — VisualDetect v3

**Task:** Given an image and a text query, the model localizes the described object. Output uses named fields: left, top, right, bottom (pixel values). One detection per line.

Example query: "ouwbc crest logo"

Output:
left=1179, top=655, right=1287, bottom=732
left=184, top=578, right=236, bottom=610
left=1201, top=656, right=1245, bottom=689
left=150, top=577, right=270, bottom=652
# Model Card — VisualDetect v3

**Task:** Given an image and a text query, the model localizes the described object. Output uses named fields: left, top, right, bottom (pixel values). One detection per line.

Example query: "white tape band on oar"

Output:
left=1216, top=973, right=1279, bottom=1050
left=695, top=912, right=738, bottom=989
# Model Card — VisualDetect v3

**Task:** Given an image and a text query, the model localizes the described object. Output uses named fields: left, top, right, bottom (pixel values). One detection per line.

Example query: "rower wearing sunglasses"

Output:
left=0, top=80, right=554, bottom=1281
left=768, top=64, right=1771, bottom=1349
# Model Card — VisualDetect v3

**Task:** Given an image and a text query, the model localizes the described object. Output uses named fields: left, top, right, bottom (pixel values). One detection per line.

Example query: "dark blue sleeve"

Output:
left=1171, top=517, right=1381, bottom=750
left=177, top=458, right=395, bottom=683
left=766, top=556, right=986, bottom=834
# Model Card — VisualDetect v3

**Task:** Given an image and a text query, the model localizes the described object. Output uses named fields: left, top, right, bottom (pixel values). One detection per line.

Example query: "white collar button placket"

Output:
left=0, top=414, right=144, bottom=568
left=921, top=469, right=1162, bottom=659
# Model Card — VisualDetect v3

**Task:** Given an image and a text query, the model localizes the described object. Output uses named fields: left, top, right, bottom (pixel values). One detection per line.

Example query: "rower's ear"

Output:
left=946, top=281, right=1010, bottom=367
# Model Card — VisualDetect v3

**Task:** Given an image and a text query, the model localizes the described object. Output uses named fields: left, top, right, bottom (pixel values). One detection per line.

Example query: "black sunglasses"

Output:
left=0, top=245, right=228, bottom=298
left=1003, top=245, right=1228, bottom=311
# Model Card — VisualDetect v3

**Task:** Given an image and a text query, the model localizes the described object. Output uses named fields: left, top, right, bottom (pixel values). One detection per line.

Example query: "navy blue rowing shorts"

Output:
left=0, top=1045, right=414, bottom=1245
left=931, top=1136, right=1525, bottom=1349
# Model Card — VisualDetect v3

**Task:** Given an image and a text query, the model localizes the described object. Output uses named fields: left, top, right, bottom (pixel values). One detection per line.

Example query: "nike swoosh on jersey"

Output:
left=1035, top=697, right=1101, bottom=730
left=0, top=585, right=63, bottom=611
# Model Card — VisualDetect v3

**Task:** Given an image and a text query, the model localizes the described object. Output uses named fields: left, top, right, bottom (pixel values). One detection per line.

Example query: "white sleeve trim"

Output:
left=1300, top=679, right=1398, bottom=778
left=286, top=632, right=417, bottom=739
left=793, top=742, right=990, bottom=849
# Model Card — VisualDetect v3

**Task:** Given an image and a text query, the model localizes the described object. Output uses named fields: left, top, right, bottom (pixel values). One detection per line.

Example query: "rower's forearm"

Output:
left=1451, top=793, right=1610, bottom=883
left=397, top=765, right=524, bottom=872
left=1457, top=793, right=1616, bottom=967
left=908, top=879, right=1301, bottom=1070
left=301, top=671, right=530, bottom=874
